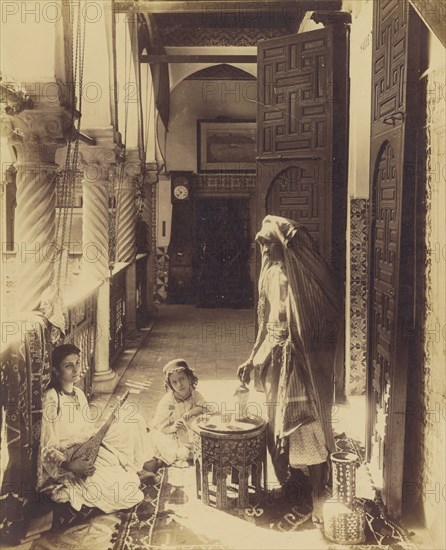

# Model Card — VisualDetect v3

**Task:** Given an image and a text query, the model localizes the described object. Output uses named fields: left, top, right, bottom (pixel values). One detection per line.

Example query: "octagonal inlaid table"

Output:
left=192, top=413, right=267, bottom=510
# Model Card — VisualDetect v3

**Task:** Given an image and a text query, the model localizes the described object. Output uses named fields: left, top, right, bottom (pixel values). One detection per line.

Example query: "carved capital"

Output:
left=78, top=147, right=118, bottom=184
left=7, top=107, right=71, bottom=163
left=78, top=127, right=120, bottom=183
left=122, top=149, right=143, bottom=187
left=0, top=79, right=34, bottom=115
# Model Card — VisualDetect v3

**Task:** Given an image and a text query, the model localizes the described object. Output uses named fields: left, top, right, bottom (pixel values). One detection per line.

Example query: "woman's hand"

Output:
left=65, top=457, right=95, bottom=478
left=237, top=360, right=254, bottom=384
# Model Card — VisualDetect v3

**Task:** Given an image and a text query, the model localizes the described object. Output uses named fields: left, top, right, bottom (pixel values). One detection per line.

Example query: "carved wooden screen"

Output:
left=257, top=24, right=348, bottom=287
left=256, top=24, right=348, bottom=403
left=367, top=0, right=420, bottom=518
left=258, top=28, right=333, bottom=263
left=258, top=28, right=333, bottom=159
left=265, top=162, right=327, bottom=253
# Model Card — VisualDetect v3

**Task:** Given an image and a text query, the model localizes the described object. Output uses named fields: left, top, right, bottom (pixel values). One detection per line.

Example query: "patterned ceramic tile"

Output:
left=154, top=247, right=169, bottom=304
left=349, top=199, right=369, bottom=395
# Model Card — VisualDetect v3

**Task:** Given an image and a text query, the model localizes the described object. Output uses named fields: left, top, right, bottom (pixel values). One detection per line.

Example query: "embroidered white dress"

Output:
left=37, top=388, right=156, bottom=513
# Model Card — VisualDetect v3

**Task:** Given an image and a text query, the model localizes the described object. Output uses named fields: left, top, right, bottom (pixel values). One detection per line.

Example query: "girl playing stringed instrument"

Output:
left=37, top=344, right=161, bottom=513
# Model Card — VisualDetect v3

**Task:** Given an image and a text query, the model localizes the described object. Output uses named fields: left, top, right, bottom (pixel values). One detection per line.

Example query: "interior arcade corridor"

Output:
left=11, top=305, right=375, bottom=550
left=1, top=0, right=445, bottom=548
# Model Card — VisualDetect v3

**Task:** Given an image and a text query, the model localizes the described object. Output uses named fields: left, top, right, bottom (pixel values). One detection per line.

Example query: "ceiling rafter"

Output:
left=113, top=1, right=342, bottom=15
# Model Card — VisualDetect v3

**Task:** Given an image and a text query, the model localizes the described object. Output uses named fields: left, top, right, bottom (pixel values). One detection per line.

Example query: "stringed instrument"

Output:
left=68, top=390, right=130, bottom=463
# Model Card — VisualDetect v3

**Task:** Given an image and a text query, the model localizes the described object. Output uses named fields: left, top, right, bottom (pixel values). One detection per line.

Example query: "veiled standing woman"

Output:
left=237, top=215, right=344, bottom=523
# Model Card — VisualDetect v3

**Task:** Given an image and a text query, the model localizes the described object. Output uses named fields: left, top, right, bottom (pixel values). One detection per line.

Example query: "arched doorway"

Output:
left=266, top=164, right=331, bottom=265
left=195, top=197, right=252, bottom=308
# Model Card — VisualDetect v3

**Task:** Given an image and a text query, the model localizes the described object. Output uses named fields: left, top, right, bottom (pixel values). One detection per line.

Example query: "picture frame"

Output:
left=197, top=120, right=257, bottom=173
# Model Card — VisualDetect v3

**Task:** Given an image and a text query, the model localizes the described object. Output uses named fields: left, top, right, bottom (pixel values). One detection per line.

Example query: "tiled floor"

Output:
left=20, top=304, right=373, bottom=549
left=112, top=305, right=258, bottom=423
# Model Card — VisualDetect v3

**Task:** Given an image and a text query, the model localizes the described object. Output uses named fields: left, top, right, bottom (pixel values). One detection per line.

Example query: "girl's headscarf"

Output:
left=163, top=358, right=189, bottom=379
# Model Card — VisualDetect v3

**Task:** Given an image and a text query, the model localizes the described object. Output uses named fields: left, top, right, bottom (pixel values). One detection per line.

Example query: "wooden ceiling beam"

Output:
left=114, top=1, right=342, bottom=15
left=140, top=54, right=257, bottom=63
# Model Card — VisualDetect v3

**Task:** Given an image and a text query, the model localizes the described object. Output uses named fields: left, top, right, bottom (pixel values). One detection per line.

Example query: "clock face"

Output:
left=174, top=184, right=189, bottom=200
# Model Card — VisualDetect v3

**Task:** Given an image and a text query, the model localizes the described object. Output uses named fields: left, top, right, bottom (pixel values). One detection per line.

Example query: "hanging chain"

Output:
left=138, top=67, right=154, bottom=219
left=109, top=13, right=134, bottom=274
left=54, top=0, right=86, bottom=299
left=63, top=5, right=86, bottom=287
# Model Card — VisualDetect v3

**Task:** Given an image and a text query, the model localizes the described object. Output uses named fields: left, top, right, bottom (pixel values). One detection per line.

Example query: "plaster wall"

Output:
left=115, top=16, right=139, bottom=149
left=347, top=0, right=373, bottom=200
left=157, top=77, right=257, bottom=173
left=167, top=48, right=257, bottom=91
left=0, top=2, right=56, bottom=83
left=81, top=13, right=113, bottom=128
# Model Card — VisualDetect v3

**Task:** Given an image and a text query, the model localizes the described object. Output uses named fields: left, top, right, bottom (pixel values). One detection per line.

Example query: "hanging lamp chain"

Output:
left=109, top=13, right=134, bottom=275
left=53, top=0, right=86, bottom=306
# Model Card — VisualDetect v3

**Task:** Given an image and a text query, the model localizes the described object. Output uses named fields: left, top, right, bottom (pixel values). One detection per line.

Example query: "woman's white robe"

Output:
left=37, top=388, right=155, bottom=513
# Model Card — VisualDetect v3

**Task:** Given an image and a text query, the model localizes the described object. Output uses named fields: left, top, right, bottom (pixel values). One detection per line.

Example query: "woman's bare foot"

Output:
left=138, top=470, right=161, bottom=484
left=138, top=470, right=156, bottom=482
left=143, top=458, right=159, bottom=473
left=308, top=463, right=326, bottom=526
left=311, top=496, right=324, bottom=526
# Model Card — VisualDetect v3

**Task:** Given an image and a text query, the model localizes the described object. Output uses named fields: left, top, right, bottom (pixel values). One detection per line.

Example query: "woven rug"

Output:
left=110, top=434, right=417, bottom=550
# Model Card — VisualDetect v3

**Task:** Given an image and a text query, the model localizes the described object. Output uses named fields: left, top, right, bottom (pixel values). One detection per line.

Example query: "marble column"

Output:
left=117, top=149, right=140, bottom=335
left=79, top=128, right=118, bottom=393
left=7, top=106, right=70, bottom=312
left=117, top=149, right=139, bottom=263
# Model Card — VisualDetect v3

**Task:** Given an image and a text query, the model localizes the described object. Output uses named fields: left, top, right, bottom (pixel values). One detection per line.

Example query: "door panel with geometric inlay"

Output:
left=367, top=0, right=420, bottom=518
left=257, top=23, right=348, bottom=290
left=257, top=22, right=349, bottom=403
left=258, top=30, right=333, bottom=160
left=265, top=162, right=328, bottom=254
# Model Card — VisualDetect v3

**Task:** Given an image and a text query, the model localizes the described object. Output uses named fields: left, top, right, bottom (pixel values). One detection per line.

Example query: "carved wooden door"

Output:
left=256, top=23, right=348, bottom=402
left=367, top=0, right=420, bottom=518
left=257, top=22, right=348, bottom=290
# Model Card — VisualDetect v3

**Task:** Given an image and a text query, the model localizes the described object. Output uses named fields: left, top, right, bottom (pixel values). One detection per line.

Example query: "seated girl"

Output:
left=37, top=344, right=160, bottom=514
left=150, top=359, right=206, bottom=465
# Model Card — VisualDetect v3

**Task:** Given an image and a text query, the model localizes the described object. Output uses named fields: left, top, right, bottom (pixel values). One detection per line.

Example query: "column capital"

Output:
left=121, top=148, right=143, bottom=185
left=78, top=129, right=120, bottom=183
left=78, top=148, right=118, bottom=184
left=7, top=106, right=71, bottom=164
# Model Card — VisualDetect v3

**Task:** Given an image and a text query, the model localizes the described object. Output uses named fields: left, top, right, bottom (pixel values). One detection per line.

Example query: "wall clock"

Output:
left=171, top=172, right=192, bottom=203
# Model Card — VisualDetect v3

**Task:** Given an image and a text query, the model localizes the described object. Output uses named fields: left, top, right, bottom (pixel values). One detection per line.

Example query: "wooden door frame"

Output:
left=366, top=0, right=421, bottom=518
left=255, top=19, right=350, bottom=401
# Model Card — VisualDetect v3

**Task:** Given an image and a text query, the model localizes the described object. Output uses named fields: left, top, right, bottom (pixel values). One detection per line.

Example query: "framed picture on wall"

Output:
left=197, top=120, right=256, bottom=172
